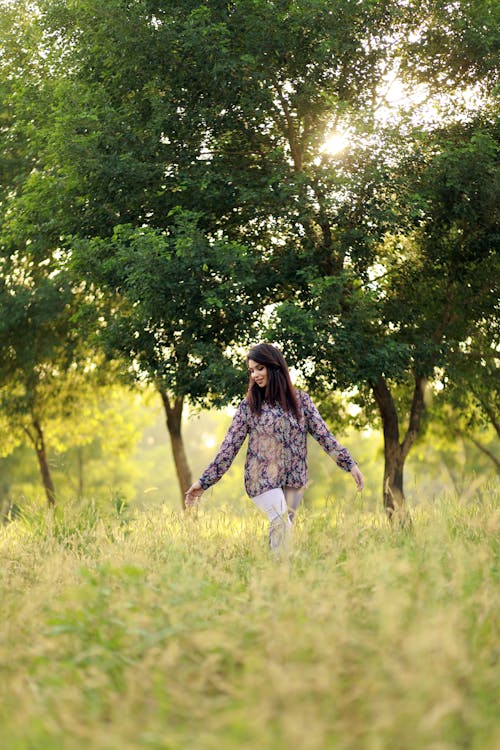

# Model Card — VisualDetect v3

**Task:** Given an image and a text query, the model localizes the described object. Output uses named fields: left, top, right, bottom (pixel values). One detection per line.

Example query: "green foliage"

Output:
left=270, top=117, right=499, bottom=381
left=401, top=0, right=500, bottom=89
left=0, top=250, right=149, bottom=501
left=72, top=211, right=256, bottom=406
left=0, top=386, right=161, bottom=507
left=1, top=0, right=498, bottom=507
left=0, top=257, right=92, bottom=433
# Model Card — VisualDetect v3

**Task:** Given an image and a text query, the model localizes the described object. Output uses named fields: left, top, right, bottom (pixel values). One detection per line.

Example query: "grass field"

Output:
left=0, top=487, right=498, bottom=750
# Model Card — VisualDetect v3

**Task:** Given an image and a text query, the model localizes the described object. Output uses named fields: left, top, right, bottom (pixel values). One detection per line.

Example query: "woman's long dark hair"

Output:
left=246, top=343, right=302, bottom=420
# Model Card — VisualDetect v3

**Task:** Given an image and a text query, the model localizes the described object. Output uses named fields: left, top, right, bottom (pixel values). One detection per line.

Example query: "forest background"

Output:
left=0, top=0, right=498, bottom=517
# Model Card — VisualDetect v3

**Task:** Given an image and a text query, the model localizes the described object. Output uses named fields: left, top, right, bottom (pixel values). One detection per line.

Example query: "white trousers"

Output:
left=251, top=486, right=305, bottom=550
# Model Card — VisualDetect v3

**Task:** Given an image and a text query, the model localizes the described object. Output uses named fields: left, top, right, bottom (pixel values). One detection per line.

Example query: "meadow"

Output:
left=0, top=488, right=498, bottom=750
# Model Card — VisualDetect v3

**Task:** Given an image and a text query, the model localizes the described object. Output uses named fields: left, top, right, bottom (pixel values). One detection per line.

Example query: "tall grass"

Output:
left=0, top=486, right=498, bottom=750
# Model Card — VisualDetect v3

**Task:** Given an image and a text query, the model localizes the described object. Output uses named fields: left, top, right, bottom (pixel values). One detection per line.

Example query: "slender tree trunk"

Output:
left=0, top=462, right=11, bottom=521
left=382, top=435, right=406, bottom=518
left=372, top=376, right=407, bottom=524
left=31, top=418, right=56, bottom=508
left=372, top=375, right=427, bottom=526
left=158, top=389, right=192, bottom=509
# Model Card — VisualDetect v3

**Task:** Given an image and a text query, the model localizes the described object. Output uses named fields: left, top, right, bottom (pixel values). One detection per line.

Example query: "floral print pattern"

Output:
left=199, top=390, right=356, bottom=498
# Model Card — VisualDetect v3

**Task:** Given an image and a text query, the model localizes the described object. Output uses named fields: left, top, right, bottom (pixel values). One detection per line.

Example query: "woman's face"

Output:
left=248, top=359, right=268, bottom=388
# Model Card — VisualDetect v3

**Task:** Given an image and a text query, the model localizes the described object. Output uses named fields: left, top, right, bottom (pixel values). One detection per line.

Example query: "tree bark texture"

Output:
left=372, top=375, right=427, bottom=526
left=159, top=389, right=192, bottom=509
left=31, top=418, right=56, bottom=507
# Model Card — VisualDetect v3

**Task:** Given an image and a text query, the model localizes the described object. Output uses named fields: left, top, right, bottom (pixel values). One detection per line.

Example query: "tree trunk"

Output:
left=382, top=435, right=406, bottom=519
left=31, top=418, right=56, bottom=507
left=372, top=375, right=427, bottom=526
left=158, top=389, right=192, bottom=509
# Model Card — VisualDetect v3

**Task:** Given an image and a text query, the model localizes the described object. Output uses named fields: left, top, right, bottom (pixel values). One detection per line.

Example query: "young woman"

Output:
left=185, top=343, right=364, bottom=549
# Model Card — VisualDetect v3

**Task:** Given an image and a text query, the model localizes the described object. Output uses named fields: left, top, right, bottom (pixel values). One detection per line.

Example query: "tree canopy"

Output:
left=0, top=0, right=498, bottom=509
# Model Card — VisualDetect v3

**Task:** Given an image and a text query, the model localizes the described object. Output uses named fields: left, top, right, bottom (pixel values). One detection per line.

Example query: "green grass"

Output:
left=0, top=488, right=499, bottom=750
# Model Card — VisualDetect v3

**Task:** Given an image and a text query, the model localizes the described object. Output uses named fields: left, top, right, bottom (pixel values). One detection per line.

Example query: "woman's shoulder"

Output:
left=294, top=389, right=314, bottom=416
left=229, top=398, right=251, bottom=425
left=295, top=388, right=311, bottom=403
left=236, top=397, right=251, bottom=415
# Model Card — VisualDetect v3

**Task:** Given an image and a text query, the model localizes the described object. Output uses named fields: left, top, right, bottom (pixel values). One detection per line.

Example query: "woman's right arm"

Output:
left=186, top=401, right=249, bottom=505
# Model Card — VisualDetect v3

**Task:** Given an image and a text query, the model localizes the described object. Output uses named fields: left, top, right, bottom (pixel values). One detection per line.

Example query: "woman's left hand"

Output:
left=350, top=465, right=364, bottom=492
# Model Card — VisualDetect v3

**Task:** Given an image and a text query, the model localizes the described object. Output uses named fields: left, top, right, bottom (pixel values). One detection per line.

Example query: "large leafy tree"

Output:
left=2, top=0, right=497, bottom=514
left=73, top=213, right=257, bottom=505
left=269, top=118, right=498, bottom=518
left=0, top=0, right=262, bottom=504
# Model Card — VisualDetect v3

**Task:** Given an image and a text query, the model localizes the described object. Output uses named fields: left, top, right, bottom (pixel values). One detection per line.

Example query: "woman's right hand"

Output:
left=350, top=465, right=365, bottom=492
left=185, top=480, right=204, bottom=508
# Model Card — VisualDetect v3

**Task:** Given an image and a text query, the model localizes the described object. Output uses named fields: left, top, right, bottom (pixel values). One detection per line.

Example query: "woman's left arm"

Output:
left=301, top=392, right=364, bottom=489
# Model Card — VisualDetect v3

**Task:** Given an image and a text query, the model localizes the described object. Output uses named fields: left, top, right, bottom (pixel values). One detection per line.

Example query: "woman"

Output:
left=185, top=343, right=364, bottom=550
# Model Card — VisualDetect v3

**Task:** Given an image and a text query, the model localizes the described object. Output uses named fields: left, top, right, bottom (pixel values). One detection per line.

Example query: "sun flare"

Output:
left=321, top=131, right=350, bottom=156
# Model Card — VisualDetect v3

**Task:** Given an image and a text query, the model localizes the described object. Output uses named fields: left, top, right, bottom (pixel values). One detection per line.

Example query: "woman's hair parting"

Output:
left=246, top=343, right=301, bottom=420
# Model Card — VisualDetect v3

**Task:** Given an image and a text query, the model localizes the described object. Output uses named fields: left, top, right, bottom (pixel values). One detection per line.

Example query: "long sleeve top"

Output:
left=198, top=390, right=356, bottom=498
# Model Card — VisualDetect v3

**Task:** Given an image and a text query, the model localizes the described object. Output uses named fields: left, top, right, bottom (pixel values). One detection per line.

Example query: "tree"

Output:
left=0, top=0, right=272, bottom=505
left=269, top=118, right=498, bottom=520
left=0, top=253, right=110, bottom=506
left=72, top=213, right=257, bottom=505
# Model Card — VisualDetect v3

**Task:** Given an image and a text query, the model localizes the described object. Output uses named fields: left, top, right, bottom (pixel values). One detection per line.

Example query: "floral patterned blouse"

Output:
left=199, top=390, right=356, bottom=497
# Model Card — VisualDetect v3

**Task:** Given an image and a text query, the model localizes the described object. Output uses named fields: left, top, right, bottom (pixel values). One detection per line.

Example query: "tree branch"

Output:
left=372, top=376, right=400, bottom=445
left=22, top=424, right=35, bottom=446
left=465, top=433, right=500, bottom=470
left=270, top=78, right=303, bottom=173
left=470, top=387, right=500, bottom=439
left=401, top=375, right=427, bottom=460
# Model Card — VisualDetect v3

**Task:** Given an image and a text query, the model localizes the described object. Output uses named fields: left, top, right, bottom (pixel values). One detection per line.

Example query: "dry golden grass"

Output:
left=0, top=487, right=498, bottom=750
